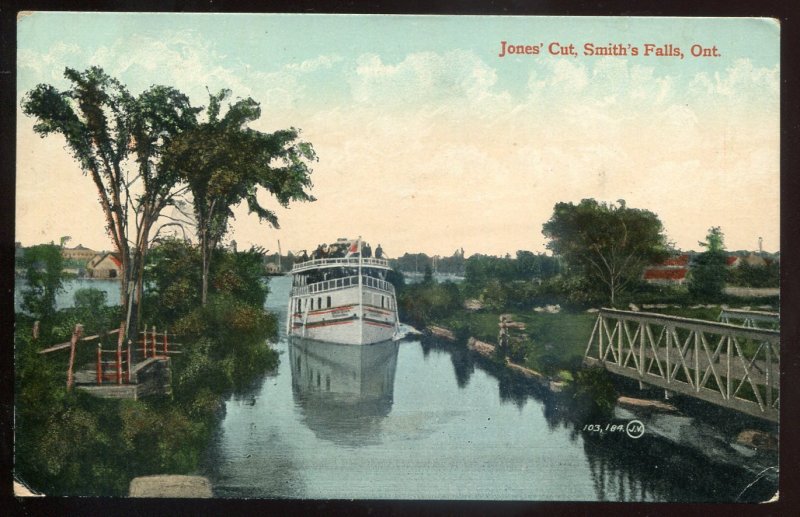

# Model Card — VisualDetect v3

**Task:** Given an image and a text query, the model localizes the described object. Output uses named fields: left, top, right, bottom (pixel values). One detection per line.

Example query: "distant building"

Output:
left=264, top=262, right=281, bottom=274
left=86, top=252, right=122, bottom=279
left=726, top=256, right=741, bottom=268
left=643, top=254, right=690, bottom=286
left=62, top=244, right=97, bottom=262
left=643, top=267, right=688, bottom=286
left=742, top=253, right=768, bottom=267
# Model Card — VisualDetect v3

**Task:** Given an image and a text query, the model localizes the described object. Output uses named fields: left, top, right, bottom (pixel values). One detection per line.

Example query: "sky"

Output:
left=16, top=13, right=780, bottom=257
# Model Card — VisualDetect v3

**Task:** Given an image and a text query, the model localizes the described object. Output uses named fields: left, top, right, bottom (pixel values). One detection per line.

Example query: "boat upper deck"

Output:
left=291, top=257, right=391, bottom=274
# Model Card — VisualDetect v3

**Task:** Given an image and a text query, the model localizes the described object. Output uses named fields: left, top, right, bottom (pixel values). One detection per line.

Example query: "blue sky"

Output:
left=17, top=14, right=780, bottom=255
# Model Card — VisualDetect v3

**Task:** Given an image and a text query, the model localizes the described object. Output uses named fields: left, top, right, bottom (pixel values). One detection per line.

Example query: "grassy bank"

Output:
left=437, top=310, right=595, bottom=375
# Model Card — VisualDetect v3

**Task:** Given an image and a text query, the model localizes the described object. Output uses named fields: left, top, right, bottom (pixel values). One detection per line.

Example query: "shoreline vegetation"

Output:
left=394, top=256, right=778, bottom=493
left=14, top=246, right=779, bottom=497
left=15, top=241, right=281, bottom=496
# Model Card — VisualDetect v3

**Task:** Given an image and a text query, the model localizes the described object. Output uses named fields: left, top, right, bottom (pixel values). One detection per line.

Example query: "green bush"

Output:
left=569, top=367, right=617, bottom=418
left=399, top=281, right=463, bottom=327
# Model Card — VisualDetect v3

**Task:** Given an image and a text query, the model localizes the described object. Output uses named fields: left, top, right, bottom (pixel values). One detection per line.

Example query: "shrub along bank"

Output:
left=14, top=242, right=279, bottom=496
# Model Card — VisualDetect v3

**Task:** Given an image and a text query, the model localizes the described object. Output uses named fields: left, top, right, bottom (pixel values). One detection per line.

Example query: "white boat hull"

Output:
left=288, top=284, right=397, bottom=345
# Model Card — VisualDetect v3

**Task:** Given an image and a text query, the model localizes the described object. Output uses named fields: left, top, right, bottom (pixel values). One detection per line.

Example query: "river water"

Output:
left=201, top=275, right=762, bottom=501
left=14, top=278, right=122, bottom=312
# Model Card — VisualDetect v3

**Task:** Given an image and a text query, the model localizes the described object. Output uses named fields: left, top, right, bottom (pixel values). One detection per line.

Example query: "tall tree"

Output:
left=688, top=226, right=729, bottom=300
left=125, top=84, right=200, bottom=331
left=542, top=198, right=669, bottom=305
left=22, top=67, right=199, bottom=338
left=164, top=90, right=317, bottom=304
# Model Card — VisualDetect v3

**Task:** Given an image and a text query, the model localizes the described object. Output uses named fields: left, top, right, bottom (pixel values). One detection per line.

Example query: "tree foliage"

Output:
left=19, top=244, right=65, bottom=320
left=688, top=227, right=729, bottom=300
left=542, top=199, right=669, bottom=306
left=163, top=89, right=317, bottom=304
left=21, top=67, right=200, bottom=339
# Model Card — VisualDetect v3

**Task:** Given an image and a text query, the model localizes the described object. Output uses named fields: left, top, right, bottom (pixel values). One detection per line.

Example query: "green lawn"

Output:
left=438, top=310, right=598, bottom=375
left=434, top=302, right=772, bottom=377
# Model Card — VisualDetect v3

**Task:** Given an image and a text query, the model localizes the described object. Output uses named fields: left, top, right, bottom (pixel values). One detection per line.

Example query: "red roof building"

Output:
left=643, top=255, right=689, bottom=285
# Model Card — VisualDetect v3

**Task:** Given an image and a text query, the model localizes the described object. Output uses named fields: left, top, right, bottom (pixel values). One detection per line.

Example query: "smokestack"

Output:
left=758, top=237, right=763, bottom=255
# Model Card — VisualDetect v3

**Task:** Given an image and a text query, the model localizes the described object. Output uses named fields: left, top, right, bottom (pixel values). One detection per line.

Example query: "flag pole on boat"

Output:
left=357, top=236, right=363, bottom=343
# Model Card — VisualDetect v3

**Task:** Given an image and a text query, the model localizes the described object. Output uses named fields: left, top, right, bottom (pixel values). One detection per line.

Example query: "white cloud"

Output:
left=16, top=36, right=780, bottom=255
left=286, top=54, right=343, bottom=72
left=349, top=50, right=512, bottom=117
left=18, top=41, right=82, bottom=80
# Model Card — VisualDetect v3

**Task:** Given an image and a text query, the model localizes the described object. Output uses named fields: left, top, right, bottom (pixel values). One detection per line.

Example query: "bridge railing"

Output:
left=584, top=308, right=779, bottom=422
left=719, top=308, right=779, bottom=329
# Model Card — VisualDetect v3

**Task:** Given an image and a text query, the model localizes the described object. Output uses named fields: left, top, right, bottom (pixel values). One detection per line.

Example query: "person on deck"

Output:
left=363, top=243, right=372, bottom=258
left=375, top=244, right=384, bottom=259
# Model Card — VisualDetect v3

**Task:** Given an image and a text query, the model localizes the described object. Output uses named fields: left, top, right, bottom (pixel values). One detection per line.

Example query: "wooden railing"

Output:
left=96, top=323, right=132, bottom=385
left=36, top=321, right=180, bottom=390
left=140, top=325, right=181, bottom=359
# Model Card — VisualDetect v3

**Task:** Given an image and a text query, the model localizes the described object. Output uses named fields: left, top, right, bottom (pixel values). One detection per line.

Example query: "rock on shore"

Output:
left=129, top=475, right=213, bottom=498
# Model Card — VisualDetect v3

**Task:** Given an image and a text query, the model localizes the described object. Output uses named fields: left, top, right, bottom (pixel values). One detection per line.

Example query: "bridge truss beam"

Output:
left=584, top=309, right=779, bottom=423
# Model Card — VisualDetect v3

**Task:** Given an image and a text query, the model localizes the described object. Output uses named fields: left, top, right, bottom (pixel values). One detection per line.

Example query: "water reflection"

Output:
left=582, top=433, right=754, bottom=502
left=289, top=338, right=399, bottom=447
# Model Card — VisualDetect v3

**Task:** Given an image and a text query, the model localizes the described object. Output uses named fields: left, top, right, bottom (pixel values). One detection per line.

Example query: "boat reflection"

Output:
left=288, top=338, right=400, bottom=446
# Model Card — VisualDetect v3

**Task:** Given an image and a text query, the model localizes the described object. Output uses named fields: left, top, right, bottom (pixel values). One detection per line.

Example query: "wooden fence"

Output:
left=36, top=321, right=181, bottom=390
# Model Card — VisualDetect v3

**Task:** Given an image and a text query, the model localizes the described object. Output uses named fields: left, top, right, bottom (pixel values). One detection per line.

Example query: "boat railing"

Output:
left=291, top=257, right=390, bottom=273
left=291, top=275, right=396, bottom=296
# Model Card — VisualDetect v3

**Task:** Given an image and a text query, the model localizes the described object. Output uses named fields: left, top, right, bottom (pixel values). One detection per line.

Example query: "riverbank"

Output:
left=419, top=319, right=778, bottom=499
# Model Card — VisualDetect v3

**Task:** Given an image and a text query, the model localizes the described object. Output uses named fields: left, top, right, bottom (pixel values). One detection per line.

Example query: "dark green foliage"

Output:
left=211, top=247, right=270, bottom=308
left=142, top=238, right=202, bottom=324
left=542, top=199, right=669, bottom=306
left=386, top=268, right=406, bottom=295
left=729, top=260, right=780, bottom=288
left=465, top=252, right=559, bottom=290
left=399, top=281, right=463, bottom=328
left=422, top=264, right=434, bottom=285
left=19, top=243, right=65, bottom=320
left=74, top=287, right=107, bottom=309
left=143, top=239, right=271, bottom=326
left=163, top=89, right=317, bottom=304
left=688, top=251, right=728, bottom=300
left=568, top=367, right=618, bottom=418
left=689, top=227, right=729, bottom=300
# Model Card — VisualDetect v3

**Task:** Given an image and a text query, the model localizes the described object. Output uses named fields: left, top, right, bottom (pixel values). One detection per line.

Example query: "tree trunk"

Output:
left=201, top=242, right=209, bottom=306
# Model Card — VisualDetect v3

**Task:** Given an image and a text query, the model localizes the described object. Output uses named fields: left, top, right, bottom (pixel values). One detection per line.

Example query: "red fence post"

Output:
left=116, top=344, right=122, bottom=385
left=127, top=343, right=132, bottom=384
left=66, top=324, right=82, bottom=391
left=97, top=343, right=103, bottom=385
left=116, top=321, right=125, bottom=385
left=152, top=326, right=157, bottom=359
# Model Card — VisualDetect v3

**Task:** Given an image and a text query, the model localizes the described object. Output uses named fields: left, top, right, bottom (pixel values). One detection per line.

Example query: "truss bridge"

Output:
left=584, top=309, right=779, bottom=422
